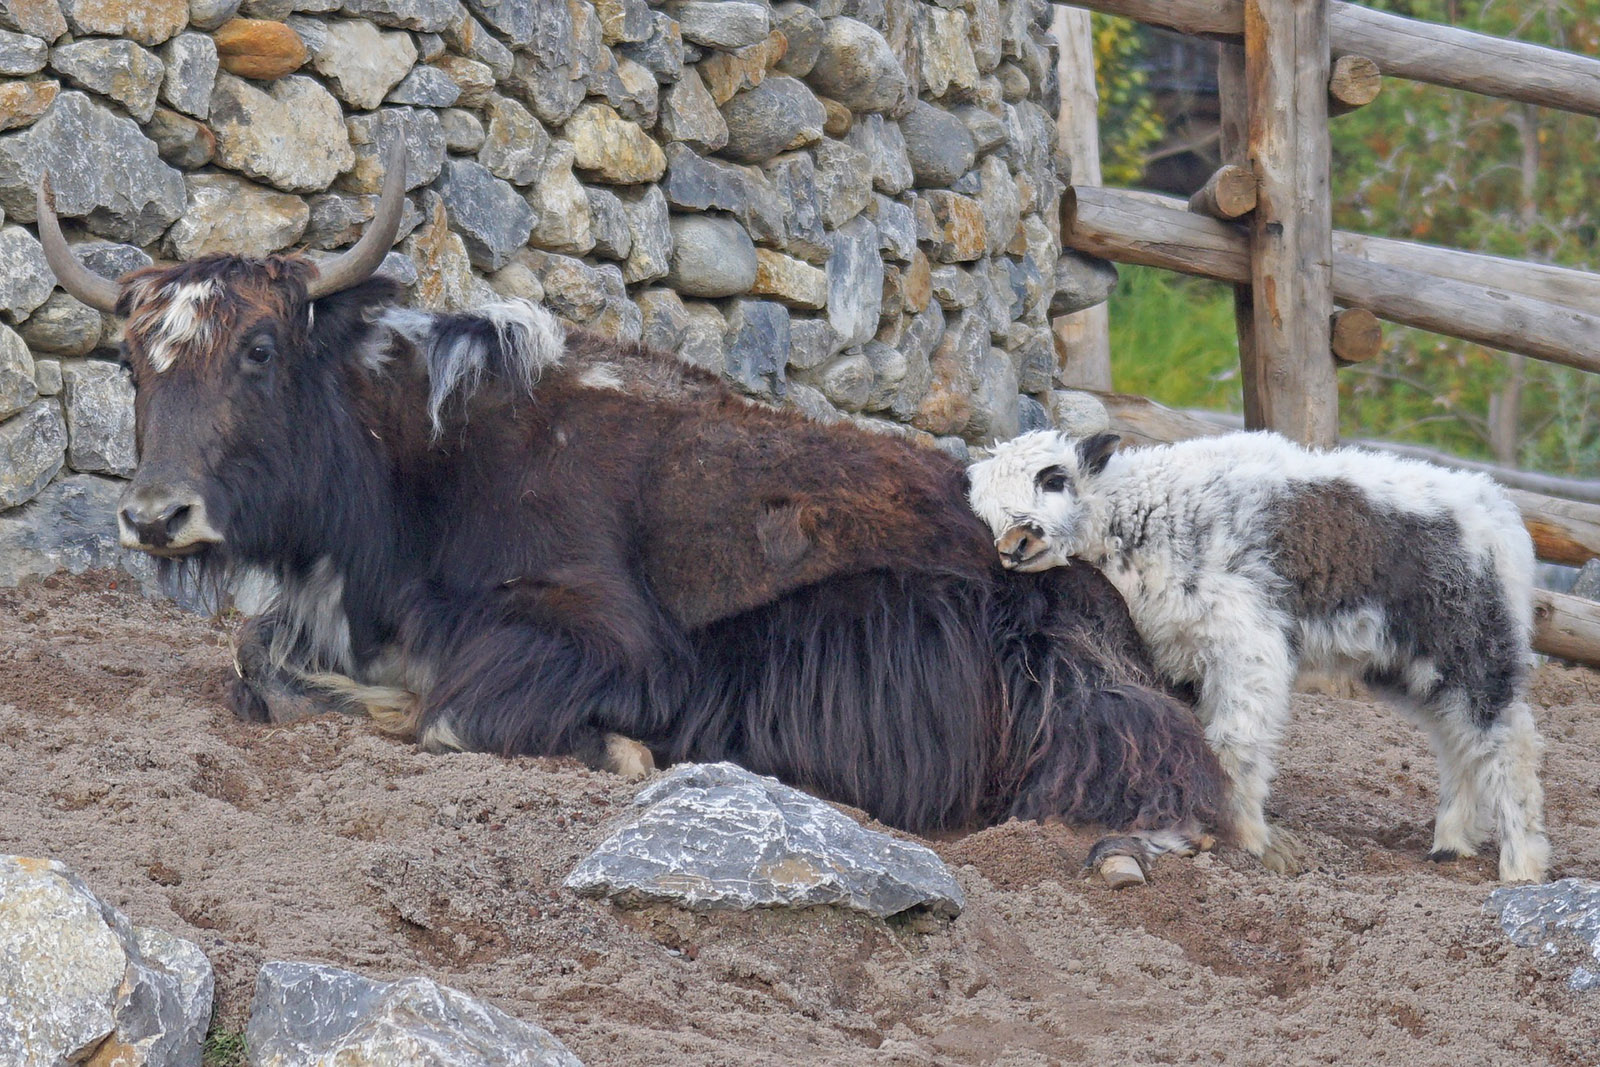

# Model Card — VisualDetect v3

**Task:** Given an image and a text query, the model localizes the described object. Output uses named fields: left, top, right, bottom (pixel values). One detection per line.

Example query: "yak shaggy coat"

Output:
left=966, top=429, right=1548, bottom=882
left=108, top=256, right=1232, bottom=851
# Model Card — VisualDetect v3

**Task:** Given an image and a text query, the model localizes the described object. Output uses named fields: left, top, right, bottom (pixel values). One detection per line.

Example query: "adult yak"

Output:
left=38, top=145, right=1228, bottom=880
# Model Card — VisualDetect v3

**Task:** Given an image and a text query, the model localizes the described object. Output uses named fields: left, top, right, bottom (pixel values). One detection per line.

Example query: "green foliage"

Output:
left=1092, top=15, right=1165, bottom=186
left=203, top=1028, right=247, bottom=1067
left=1108, top=265, right=1241, bottom=412
left=1328, top=0, right=1600, bottom=473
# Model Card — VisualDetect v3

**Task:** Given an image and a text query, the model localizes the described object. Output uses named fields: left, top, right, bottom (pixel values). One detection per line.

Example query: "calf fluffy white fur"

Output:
left=967, top=430, right=1548, bottom=881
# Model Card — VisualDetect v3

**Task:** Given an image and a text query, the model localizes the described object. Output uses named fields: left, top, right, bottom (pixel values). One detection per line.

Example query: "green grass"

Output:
left=202, top=1028, right=247, bottom=1067
left=1106, top=264, right=1242, bottom=414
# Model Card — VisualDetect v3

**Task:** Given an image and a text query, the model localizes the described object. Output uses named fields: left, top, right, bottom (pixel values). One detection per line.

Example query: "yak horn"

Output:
left=307, top=138, right=408, bottom=300
left=35, top=173, right=121, bottom=314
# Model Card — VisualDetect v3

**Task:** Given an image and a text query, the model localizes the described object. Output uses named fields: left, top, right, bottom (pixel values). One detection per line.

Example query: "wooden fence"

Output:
left=1055, top=0, right=1600, bottom=663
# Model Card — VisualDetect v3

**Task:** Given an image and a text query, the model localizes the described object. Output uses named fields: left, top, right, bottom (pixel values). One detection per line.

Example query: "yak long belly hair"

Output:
left=402, top=556, right=1229, bottom=837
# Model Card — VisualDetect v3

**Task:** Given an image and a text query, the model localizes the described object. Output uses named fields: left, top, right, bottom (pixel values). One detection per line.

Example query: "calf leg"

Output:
left=1421, top=696, right=1547, bottom=881
left=1194, top=631, right=1301, bottom=874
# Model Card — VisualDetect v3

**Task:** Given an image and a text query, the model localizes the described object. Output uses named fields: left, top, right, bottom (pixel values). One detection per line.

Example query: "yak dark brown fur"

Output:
left=105, top=254, right=1229, bottom=846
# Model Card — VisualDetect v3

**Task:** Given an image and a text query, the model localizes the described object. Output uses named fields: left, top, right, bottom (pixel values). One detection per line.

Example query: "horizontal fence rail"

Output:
left=1070, top=0, right=1600, bottom=118
left=1063, top=185, right=1600, bottom=374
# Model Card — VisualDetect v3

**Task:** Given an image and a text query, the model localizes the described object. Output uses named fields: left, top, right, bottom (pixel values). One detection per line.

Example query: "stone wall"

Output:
left=0, top=0, right=1115, bottom=583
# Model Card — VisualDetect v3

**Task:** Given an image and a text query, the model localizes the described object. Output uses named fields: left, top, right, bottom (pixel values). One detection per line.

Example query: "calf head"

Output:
left=37, top=144, right=408, bottom=565
left=965, top=430, right=1120, bottom=571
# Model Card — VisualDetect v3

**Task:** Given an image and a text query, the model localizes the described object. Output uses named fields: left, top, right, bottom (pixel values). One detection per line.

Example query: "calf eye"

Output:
left=1035, top=466, right=1070, bottom=494
left=244, top=338, right=275, bottom=366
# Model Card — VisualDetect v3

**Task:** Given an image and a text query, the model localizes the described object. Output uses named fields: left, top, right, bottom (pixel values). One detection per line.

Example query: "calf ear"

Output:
left=1076, top=432, right=1121, bottom=476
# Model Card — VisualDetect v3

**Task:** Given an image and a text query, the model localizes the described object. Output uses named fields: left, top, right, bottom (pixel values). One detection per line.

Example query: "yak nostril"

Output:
left=164, top=504, right=191, bottom=537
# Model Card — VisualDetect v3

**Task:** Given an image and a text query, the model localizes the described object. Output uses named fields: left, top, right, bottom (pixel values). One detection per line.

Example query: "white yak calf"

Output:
left=966, top=430, right=1549, bottom=882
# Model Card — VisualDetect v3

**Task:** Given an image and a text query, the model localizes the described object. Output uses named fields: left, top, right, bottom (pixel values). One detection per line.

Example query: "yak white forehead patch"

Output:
left=133, top=280, right=220, bottom=373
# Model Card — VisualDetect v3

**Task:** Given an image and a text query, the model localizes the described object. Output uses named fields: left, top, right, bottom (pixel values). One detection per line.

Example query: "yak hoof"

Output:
left=1258, top=826, right=1306, bottom=876
left=1098, top=854, right=1147, bottom=890
left=604, top=733, right=656, bottom=779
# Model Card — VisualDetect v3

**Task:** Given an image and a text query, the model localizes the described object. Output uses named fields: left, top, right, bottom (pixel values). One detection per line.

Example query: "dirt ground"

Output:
left=1, top=572, right=1597, bottom=1066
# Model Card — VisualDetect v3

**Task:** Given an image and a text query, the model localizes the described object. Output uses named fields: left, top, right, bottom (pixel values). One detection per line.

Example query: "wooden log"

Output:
left=1068, top=0, right=1600, bottom=119
left=1533, top=589, right=1600, bottom=668
left=1330, top=307, right=1382, bottom=363
left=1217, top=44, right=1259, bottom=441
left=1243, top=0, right=1337, bottom=447
left=1050, top=5, right=1113, bottom=390
left=1062, top=186, right=1600, bottom=375
left=1187, top=163, right=1257, bottom=219
left=1333, top=231, right=1600, bottom=316
left=1328, top=54, right=1380, bottom=114
left=1507, top=490, right=1600, bottom=566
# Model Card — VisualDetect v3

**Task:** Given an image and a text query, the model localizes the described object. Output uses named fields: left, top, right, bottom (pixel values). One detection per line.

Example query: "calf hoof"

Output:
left=1426, top=848, right=1462, bottom=864
left=1258, top=826, right=1306, bottom=876
left=1098, top=855, right=1147, bottom=890
left=604, top=733, right=657, bottom=779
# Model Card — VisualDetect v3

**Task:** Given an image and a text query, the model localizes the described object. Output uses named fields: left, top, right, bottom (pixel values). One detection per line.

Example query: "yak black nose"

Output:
left=118, top=486, right=221, bottom=555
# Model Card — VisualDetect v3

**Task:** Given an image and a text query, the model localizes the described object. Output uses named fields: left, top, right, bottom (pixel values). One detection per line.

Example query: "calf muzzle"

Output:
left=117, top=483, right=222, bottom=556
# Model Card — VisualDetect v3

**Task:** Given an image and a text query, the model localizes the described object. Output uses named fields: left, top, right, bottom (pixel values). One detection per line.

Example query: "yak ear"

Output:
left=1076, top=432, right=1120, bottom=477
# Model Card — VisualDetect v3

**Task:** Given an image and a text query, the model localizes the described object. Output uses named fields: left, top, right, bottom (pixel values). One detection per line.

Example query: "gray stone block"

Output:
left=565, top=762, right=965, bottom=918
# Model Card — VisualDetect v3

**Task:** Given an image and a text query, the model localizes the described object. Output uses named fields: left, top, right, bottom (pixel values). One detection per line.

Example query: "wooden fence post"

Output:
left=1243, top=0, right=1338, bottom=446
left=1216, top=44, right=1260, bottom=430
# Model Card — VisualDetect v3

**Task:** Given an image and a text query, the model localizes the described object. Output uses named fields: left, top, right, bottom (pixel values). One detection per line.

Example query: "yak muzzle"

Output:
left=118, top=484, right=223, bottom=556
left=996, top=522, right=1048, bottom=570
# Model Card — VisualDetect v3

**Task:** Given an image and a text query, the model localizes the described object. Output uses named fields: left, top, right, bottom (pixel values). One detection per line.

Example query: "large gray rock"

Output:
left=189, top=0, right=243, bottom=30
left=718, top=74, right=825, bottom=165
left=18, top=292, right=102, bottom=357
left=618, top=10, right=682, bottom=80
left=0, top=91, right=184, bottom=244
left=666, top=214, right=756, bottom=298
left=665, top=0, right=768, bottom=48
left=143, top=107, right=216, bottom=169
left=657, top=66, right=727, bottom=153
left=338, top=0, right=461, bottom=31
left=478, top=94, right=549, bottom=185
left=826, top=215, right=882, bottom=351
left=722, top=298, right=788, bottom=399
left=0, top=320, right=34, bottom=418
left=1488, top=879, right=1600, bottom=992
left=464, top=0, right=537, bottom=45
left=812, top=138, right=872, bottom=229
left=1570, top=559, right=1600, bottom=601
left=565, top=762, right=964, bottom=918
left=433, top=158, right=535, bottom=271
left=305, top=16, right=417, bottom=109
left=965, top=344, right=1019, bottom=444
left=618, top=182, right=670, bottom=284
left=866, top=193, right=915, bottom=262
left=342, top=106, right=446, bottom=194
left=675, top=299, right=726, bottom=374
left=524, top=141, right=594, bottom=256
left=0, top=223, right=52, bottom=321
left=844, top=112, right=912, bottom=195
left=899, top=99, right=976, bottom=188
left=159, top=32, right=219, bottom=119
left=0, top=855, right=212, bottom=1065
left=438, top=106, right=485, bottom=152
left=661, top=141, right=748, bottom=215
left=0, top=27, right=47, bottom=74
left=210, top=74, right=354, bottom=193
left=60, top=359, right=136, bottom=476
left=763, top=151, right=828, bottom=262
left=1047, top=389, right=1111, bottom=436
left=164, top=173, right=310, bottom=259
left=806, top=16, right=908, bottom=113
left=1051, top=251, right=1119, bottom=316
left=806, top=349, right=872, bottom=410
left=246, top=961, right=582, bottom=1067
left=387, top=63, right=461, bottom=106
left=0, top=473, right=155, bottom=586
left=0, top=398, right=65, bottom=508
left=585, top=185, right=631, bottom=261
left=918, top=5, right=979, bottom=99
left=772, top=1, right=822, bottom=77
left=50, top=38, right=164, bottom=122
left=0, top=0, right=65, bottom=40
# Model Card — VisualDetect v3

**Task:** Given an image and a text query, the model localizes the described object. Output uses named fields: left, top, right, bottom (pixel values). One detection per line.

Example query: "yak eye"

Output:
left=244, top=338, right=276, bottom=366
left=1036, top=466, right=1070, bottom=494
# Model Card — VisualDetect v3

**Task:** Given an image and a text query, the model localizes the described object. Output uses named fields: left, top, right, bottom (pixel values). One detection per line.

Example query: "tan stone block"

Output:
left=902, top=250, right=932, bottom=313
left=819, top=94, right=851, bottom=138
left=752, top=248, right=827, bottom=310
left=213, top=17, right=307, bottom=80
left=698, top=29, right=786, bottom=106
left=0, top=78, right=56, bottom=133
